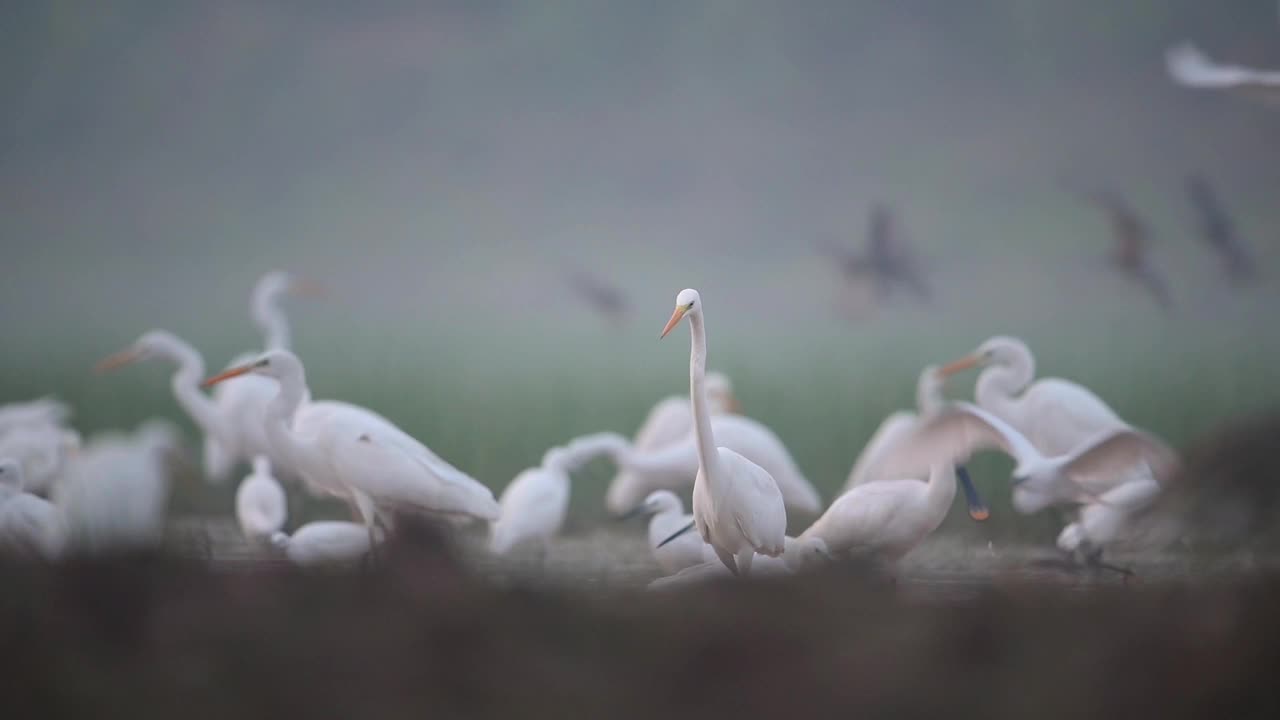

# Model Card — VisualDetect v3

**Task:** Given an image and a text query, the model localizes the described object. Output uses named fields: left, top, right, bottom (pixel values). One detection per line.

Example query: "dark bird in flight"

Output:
left=1078, top=190, right=1173, bottom=311
left=822, top=202, right=932, bottom=304
left=563, top=268, right=629, bottom=326
left=1186, top=174, right=1256, bottom=286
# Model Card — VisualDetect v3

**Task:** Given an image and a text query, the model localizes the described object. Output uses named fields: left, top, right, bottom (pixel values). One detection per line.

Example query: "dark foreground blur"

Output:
left=4, top=518, right=1280, bottom=720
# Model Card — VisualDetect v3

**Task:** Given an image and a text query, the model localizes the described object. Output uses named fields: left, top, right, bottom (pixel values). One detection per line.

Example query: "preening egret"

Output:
left=604, top=371, right=739, bottom=515
left=938, top=336, right=1127, bottom=457
left=802, top=463, right=971, bottom=567
left=843, top=365, right=988, bottom=521
left=0, top=459, right=68, bottom=560
left=866, top=402, right=1179, bottom=561
left=0, top=423, right=81, bottom=496
left=53, top=419, right=183, bottom=552
left=203, top=350, right=498, bottom=531
left=659, top=288, right=786, bottom=576
left=490, top=433, right=624, bottom=556
left=204, top=271, right=319, bottom=483
left=237, top=456, right=288, bottom=542
left=1166, top=43, right=1280, bottom=107
left=272, top=521, right=383, bottom=567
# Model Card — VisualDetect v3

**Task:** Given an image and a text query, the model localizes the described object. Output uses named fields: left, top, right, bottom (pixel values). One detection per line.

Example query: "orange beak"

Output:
left=93, top=349, right=141, bottom=375
left=202, top=364, right=254, bottom=388
left=291, top=277, right=326, bottom=299
left=938, top=354, right=981, bottom=378
left=659, top=306, right=688, bottom=339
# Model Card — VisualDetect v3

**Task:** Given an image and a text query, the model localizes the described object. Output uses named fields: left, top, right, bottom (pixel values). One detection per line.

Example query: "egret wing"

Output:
left=845, top=411, right=917, bottom=489
left=1062, top=427, right=1179, bottom=493
left=719, top=448, right=787, bottom=555
left=868, top=403, right=1039, bottom=480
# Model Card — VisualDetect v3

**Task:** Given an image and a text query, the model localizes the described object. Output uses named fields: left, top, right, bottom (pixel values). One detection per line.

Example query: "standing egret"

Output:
left=54, top=420, right=183, bottom=552
left=272, top=521, right=383, bottom=567
left=843, top=365, right=988, bottom=521
left=236, top=457, right=288, bottom=542
left=866, top=402, right=1178, bottom=568
left=202, top=350, right=498, bottom=532
left=605, top=371, right=739, bottom=515
left=0, top=459, right=68, bottom=560
left=204, top=271, right=319, bottom=483
left=489, top=433, right=625, bottom=557
left=659, top=288, right=786, bottom=576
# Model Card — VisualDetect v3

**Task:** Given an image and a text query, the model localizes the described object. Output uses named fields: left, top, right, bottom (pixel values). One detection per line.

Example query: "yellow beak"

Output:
left=93, top=349, right=141, bottom=375
left=202, top=364, right=254, bottom=388
left=938, top=354, right=981, bottom=378
left=660, top=306, right=688, bottom=339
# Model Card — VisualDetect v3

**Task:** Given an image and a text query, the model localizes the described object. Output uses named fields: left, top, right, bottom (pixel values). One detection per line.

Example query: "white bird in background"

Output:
left=843, top=365, right=989, bottom=521
left=625, top=489, right=713, bottom=574
left=602, top=414, right=822, bottom=518
left=1166, top=43, right=1280, bottom=107
left=489, top=433, right=623, bottom=557
left=659, top=288, right=786, bottom=576
left=866, top=402, right=1179, bottom=567
left=605, top=371, right=740, bottom=515
left=0, top=397, right=71, bottom=435
left=0, top=423, right=81, bottom=497
left=53, top=419, right=183, bottom=552
left=800, top=463, right=969, bottom=569
left=937, top=336, right=1126, bottom=457
left=203, top=350, right=499, bottom=533
left=236, top=456, right=288, bottom=542
left=272, top=521, right=383, bottom=567
left=204, top=271, right=319, bottom=484
left=0, top=458, right=68, bottom=560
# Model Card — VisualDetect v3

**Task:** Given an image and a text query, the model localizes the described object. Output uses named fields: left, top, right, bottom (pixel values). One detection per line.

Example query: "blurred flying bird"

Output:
left=1075, top=189, right=1172, bottom=310
left=822, top=203, right=932, bottom=305
left=605, top=371, right=739, bottom=515
left=843, top=364, right=988, bottom=522
left=563, top=267, right=630, bottom=326
left=658, top=288, right=787, bottom=576
left=1186, top=174, right=1256, bottom=285
left=1166, top=43, right=1280, bottom=108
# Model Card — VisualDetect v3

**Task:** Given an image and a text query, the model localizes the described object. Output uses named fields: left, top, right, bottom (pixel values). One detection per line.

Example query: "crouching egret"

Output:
left=489, top=433, right=624, bottom=557
left=203, top=351, right=498, bottom=532
left=0, top=459, right=68, bottom=560
left=660, top=288, right=786, bottom=576
left=606, top=371, right=739, bottom=515
left=272, top=521, right=383, bottom=567
left=844, top=364, right=988, bottom=520
left=237, top=457, right=288, bottom=542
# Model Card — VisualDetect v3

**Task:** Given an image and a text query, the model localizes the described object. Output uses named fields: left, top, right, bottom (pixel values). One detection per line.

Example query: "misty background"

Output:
left=3, top=1, right=1279, bottom=529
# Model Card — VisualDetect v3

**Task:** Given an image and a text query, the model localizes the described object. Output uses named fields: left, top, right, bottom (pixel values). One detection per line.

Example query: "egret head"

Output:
left=94, top=330, right=187, bottom=374
left=938, top=335, right=1029, bottom=378
left=202, top=349, right=300, bottom=387
left=785, top=536, right=835, bottom=570
left=255, top=271, right=325, bottom=302
left=660, top=288, right=701, bottom=339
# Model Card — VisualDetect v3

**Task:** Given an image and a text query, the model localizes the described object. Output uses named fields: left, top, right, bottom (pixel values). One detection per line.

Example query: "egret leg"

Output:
left=736, top=549, right=754, bottom=578
left=713, top=545, right=739, bottom=576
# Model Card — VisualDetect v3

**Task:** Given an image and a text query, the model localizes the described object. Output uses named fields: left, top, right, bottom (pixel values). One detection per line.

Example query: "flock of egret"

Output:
left=0, top=273, right=1180, bottom=586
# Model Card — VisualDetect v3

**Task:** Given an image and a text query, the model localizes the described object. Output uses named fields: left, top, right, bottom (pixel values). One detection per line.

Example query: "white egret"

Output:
left=0, top=424, right=81, bottom=496
left=53, top=419, right=183, bottom=552
left=204, top=271, right=319, bottom=483
left=625, top=489, right=715, bottom=574
left=866, top=402, right=1179, bottom=564
left=659, top=288, right=786, bottom=576
left=605, top=371, right=739, bottom=515
left=236, top=456, right=288, bottom=542
left=843, top=365, right=988, bottom=520
left=0, top=398, right=70, bottom=435
left=1166, top=43, right=1280, bottom=106
left=489, top=433, right=624, bottom=557
left=272, top=521, right=383, bottom=567
left=0, top=459, right=68, bottom=560
left=937, top=336, right=1126, bottom=457
left=203, top=350, right=498, bottom=531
